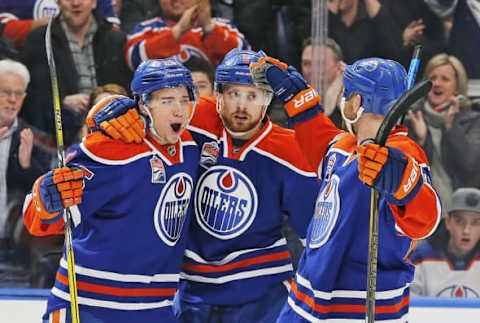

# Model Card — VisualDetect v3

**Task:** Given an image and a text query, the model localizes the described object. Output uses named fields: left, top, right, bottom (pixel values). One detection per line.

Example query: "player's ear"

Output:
left=352, top=94, right=362, bottom=114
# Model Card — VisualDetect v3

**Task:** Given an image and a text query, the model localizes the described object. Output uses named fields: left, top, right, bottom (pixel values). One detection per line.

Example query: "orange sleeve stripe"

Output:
left=182, top=251, right=291, bottom=273
left=4, top=20, right=33, bottom=47
left=52, top=309, right=60, bottom=323
left=291, top=281, right=409, bottom=315
left=389, top=184, right=441, bottom=239
left=56, top=272, right=177, bottom=297
left=294, top=113, right=343, bottom=171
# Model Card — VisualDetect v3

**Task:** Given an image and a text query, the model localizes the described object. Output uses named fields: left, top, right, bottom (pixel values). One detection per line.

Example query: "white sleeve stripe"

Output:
left=80, top=142, right=153, bottom=165
left=186, top=125, right=218, bottom=140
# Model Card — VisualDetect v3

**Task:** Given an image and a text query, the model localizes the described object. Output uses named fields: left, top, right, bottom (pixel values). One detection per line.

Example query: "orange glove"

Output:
left=86, top=95, right=146, bottom=144
left=357, top=142, right=422, bottom=204
left=32, top=167, right=84, bottom=223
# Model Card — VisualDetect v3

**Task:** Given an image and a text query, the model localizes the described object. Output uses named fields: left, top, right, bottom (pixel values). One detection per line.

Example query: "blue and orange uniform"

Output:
left=174, top=95, right=319, bottom=320
left=23, top=130, right=199, bottom=322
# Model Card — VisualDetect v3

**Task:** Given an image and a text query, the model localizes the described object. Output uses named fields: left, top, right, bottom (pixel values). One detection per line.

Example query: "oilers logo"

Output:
left=437, top=285, right=479, bottom=298
left=177, top=44, right=209, bottom=63
left=309, top=174, right=341, bottom=249
left=195, top=166, right=257, bottom=239
left=33, top=0, right=58, bottom=19
left=154, top=173, right=193, bottom=246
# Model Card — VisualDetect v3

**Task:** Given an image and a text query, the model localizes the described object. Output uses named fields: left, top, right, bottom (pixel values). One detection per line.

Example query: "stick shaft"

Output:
left=45, top=16, right=80, bottom=323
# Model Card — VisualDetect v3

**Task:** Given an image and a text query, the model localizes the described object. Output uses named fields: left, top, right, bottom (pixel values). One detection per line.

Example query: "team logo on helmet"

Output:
left=154, top=173, right=193, bottom=246
left=309, top=174, right=341, bottom=249
left=33, top=0, right=58, bottom=19
left=357, top=59, right=379, bottom=72
left=437, top=285, right=479, bottom=298
left=195, top=166, right=257, bottom=239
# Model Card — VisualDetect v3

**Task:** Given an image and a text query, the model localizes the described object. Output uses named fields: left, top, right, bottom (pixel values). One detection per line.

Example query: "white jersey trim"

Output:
left=180, top=264, right=293, bottom=284
left=52, top=287, right=173, bottom=311
left=252, top=147, right=317, bottom=178
left=80, top=142, right=153, bottom=165
left=295, top=273, right=409, bottom=300
left=60, top=258, right=179, bottom=283
left=238, top=121, right=272, bottom=161
left=287, top=296, right=409, bottom=322
left=187, top=125, right=218, bottom=140
left=184, top=238, right=287, bottom=265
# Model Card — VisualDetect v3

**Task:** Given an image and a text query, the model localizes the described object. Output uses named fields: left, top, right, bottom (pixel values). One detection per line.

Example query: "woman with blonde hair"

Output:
left=407, top=53, right=479, bottom=212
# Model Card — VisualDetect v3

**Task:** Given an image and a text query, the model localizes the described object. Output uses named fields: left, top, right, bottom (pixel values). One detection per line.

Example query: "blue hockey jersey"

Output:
left=178, top=96, right=320, bottom=306
left=277, top=112, right=442, bottom=322
left=24, top=132, right=199, bottom=322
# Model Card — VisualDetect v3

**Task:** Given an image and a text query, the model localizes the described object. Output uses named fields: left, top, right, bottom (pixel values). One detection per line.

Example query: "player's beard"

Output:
left=221, top=110, right=263, bottom=134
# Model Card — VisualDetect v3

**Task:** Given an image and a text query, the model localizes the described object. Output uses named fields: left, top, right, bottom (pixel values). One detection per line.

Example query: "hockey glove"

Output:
left=357, top=142, right=423, bottom=205
left=86, top=95, right=146, bottom=144
left=250, top=57, right=320, bottom=119
left=32, top=167, right=84, bottom=223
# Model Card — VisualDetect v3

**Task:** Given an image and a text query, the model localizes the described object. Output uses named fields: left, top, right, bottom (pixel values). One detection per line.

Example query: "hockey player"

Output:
left=249, top=56, right=442, bottom=321
left=125, top=0, right=249, bottom=70
left=23, top=58, right=200, bottom=323
left=87, top=48, right=320, bottom=322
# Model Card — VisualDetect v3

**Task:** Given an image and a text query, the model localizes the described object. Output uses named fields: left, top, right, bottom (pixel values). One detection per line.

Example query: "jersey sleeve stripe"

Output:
left=252, top=147, right=317, bottom=177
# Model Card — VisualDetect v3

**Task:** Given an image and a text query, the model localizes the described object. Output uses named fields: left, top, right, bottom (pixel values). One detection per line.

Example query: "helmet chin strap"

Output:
left=340, top=96, right=364, bottom=135
left=141, top=101, right=162, bottom=140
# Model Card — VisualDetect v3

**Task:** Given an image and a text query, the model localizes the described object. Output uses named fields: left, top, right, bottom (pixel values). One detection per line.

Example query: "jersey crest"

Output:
left=150, top=156, right=166, bottom=184
left=195, top=165, right=258, bottom=239
left=437, top=285, right=480, bottom=298
left=177, top=44, right=209, bottom=63
left=309, top=174, right=341, bottom=249
left=154, top=173, right=193, bottom=246
left=33, top=0, right=58, bottom=19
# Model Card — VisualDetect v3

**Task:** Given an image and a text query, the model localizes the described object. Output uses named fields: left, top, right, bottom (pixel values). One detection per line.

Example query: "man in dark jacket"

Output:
left=0, top=59, right=51, bottom=279
left=21, top=0, right=131, bottom=146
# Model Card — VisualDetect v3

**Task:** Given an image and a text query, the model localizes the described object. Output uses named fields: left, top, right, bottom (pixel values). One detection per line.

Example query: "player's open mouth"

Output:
left=171, top=123, right=182, bottom=132
left=234, top=115, right=248, bottom=121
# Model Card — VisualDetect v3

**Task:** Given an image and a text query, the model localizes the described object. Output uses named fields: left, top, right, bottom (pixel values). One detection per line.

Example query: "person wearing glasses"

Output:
left=0, top=59, right=51, bottom=272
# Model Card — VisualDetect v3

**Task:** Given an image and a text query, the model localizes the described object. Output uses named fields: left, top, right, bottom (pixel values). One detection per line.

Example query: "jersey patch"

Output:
left=195, top=165, right=258, bottom=239
left=324, top=153, right=336, bottom=182
left=33, top=0, right=58, bottom=19
left=154, top=173, right=193, bottom=246
left=200, top=141, right=220, bottom=168
left=150, top=156, right=166, bottom=184
left=309, top=174, right=341, bottom=249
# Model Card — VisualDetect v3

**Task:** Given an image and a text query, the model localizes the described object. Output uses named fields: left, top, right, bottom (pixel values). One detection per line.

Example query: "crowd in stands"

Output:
left=1, top=0, right=479, bottom=299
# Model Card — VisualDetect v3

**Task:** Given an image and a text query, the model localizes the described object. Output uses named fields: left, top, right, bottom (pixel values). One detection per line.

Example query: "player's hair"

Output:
left=302, top=37, right=343, bottom=62
left=423, top=53, right=468, bottom=96
left=184, top=56, right=215, bottom=86
left=89, top=83, right=128, bottom=107
left=0, top=59, right=30, bottom=88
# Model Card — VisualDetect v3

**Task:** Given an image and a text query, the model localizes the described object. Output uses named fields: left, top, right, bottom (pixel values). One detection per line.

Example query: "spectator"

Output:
left=119, top=0, right=158, bottom=33
left=301, top=37, right=345, bottom=128
left=410, top=187, right=480, bottom=298
left=327, top=0, right=401, bottom=64
left=442, top=98, right=480, bottom=190
left=0, top=59, right=51, bottom=279
left=183, top=56, right=214, bottom=96
left=406, top=53, right=468, bottom=212
left=383, top=0, right=447, bottom=78
left=125, top=0, right=249, bottom=70
left=21, top=0, right=131, bottom=147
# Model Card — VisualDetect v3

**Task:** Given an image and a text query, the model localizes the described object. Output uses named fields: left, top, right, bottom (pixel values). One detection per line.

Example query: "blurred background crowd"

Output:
left=1, top=0, right=479, bottom=299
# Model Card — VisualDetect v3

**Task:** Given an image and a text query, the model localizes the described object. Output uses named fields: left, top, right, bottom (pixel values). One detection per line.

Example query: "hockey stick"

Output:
left=365, top=79, right=432, bottom=323
left=45, top=16, right=81, bottom=323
